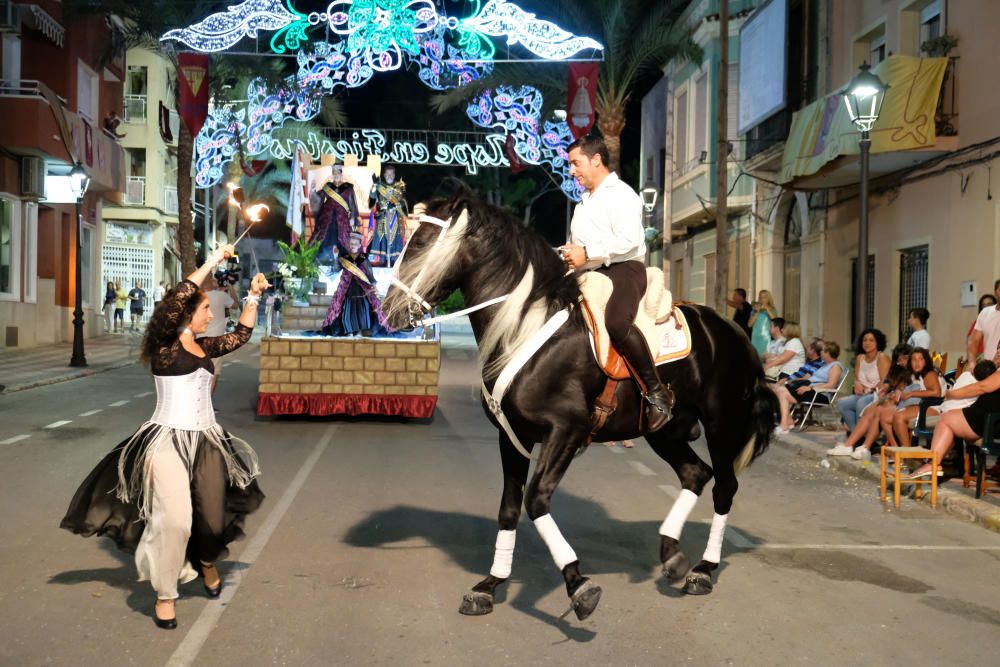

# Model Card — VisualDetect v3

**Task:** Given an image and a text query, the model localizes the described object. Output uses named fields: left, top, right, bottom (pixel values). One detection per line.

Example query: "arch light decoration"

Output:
left=164, top=0, right=600, bottom=200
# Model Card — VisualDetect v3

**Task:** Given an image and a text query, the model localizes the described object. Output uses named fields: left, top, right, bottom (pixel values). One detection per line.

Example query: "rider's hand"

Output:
left=559, top=244, right=587, bottom=269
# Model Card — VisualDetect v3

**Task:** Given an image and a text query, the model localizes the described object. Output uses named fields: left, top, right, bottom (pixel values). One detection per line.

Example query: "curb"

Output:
left=772, top=431, right=1000, bottom=536
left=0, top=359, right=138, bottom=395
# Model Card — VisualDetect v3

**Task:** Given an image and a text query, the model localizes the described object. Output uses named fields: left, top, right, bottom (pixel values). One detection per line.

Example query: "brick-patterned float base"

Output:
left=257, top=336, right=440, bottom=418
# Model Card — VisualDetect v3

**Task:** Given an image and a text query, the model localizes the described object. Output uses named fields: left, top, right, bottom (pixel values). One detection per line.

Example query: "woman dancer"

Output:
left=61, top=245, right=266, bottom=629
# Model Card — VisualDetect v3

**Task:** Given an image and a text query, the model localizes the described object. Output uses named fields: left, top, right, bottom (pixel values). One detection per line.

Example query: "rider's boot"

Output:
left=618, top=325, right=675, bottom=432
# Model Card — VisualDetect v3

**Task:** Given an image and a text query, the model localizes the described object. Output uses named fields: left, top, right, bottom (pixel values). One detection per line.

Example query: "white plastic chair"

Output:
left=796, top=365, right=851, bottom=431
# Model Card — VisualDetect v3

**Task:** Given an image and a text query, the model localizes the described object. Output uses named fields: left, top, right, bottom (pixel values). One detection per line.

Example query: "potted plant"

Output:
left=920, top=34, right=958, bottom=57
left=276, top=238, right=321, bottom=306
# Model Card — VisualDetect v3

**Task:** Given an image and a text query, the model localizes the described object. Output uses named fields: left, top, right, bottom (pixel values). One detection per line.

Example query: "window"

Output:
left=920, top=1, right=942, bottom=43
left=853, top=23, right=887, bottom=69
left=0, top=198, right=15, bottom=297
left=2, top=33, right=21, bottom=84
left=125, top=66, right=148, bottom=122
left=870, top=35, right=886, bottom=65
left=693, top=73, right=707, bottom=164
left=783, top=205, right=803, bottom=324
left=23, top=202, right=36, bottom=303
left=898, top=245, right=929, bottom=345
left=674, top=88, right=688, bottom=167
left=126, top=149, right=147, bottom=206
left=77, top=60, right=99, bottom=122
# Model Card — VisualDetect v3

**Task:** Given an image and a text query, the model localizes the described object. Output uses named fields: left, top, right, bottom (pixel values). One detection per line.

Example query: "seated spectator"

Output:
left=837, top=328, right=891, bottom=433
left=778, top=338, right=825, bottom=384
left=828, top=365, right=911, bottom=460
left=907, top=353, right=1000, bottom=479
left=886, top=348, right=945, bottom=446
left=772, top=341, right=844, bottom=434
left=905, top=308, right=931, bottom=350
left=763, top=321, right=804, bottom=382
left=762, top=317, right=786, bottom=364
left=904, top=359, right=998, bottom=432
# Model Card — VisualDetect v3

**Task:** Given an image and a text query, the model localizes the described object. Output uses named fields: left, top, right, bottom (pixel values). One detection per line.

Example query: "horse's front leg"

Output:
left=460, top=431, right=531, bottom=616
left=523, top=425, right=602, bottom=621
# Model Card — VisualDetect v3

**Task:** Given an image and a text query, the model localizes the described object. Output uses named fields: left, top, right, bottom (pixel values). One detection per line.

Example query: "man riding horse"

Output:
left=560, top=136, right=675, bottom=431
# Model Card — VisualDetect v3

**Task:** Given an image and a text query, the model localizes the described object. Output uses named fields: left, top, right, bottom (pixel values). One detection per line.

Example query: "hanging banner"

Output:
left=567, top=62, right=599, bottom=139
left=505, top=134, right=526, bottom=174
left=177, top=53, right=209, bottom=137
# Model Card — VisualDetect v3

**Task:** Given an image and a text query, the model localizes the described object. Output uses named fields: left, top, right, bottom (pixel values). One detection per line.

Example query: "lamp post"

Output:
left=641, top=183, right=659, bottom=266
left=69, top=162, right=91, bottom=367
left=842, top=63, right=887, bottom=337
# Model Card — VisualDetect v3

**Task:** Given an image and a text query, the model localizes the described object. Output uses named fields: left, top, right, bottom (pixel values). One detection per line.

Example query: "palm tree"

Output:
left=431, top=0, right=699, bottom=173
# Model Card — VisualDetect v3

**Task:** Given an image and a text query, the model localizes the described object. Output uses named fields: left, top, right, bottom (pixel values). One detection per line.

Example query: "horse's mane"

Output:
left=422, top=184, right=581, bottom=379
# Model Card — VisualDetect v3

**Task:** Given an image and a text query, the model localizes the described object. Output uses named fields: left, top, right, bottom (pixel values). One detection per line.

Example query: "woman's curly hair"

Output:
left=854, top=328, right=887, bottom=354
left=139, top=284, right=206, bottom=366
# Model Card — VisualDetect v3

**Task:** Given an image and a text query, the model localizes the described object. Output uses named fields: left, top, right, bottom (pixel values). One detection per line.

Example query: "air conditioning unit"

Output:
left=20, top=157, right=45, bottom=200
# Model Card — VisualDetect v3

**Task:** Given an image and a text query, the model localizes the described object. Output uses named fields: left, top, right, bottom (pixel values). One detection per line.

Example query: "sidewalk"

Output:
left=0, top=333, right=143, bottom=394
left=774, top=426, right=1000, bottom=534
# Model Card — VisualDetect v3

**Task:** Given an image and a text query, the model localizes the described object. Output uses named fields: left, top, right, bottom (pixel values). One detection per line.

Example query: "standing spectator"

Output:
left=763, top=321, right=804, bottom=381
left=966, top=291, right=999, bottom=363
left=103, top=281, right=116, bottom=333
left=969, top=279, right=1000, bottom=365
left=749, top=289, right=778, bottom=358
left=837, top=328, right=891, bottom=433
left=153, top=281, right=166, bottom=309
left=127, top=281, right=146, bottom=332
left=114, top=281, right=127, bottom=334
left=727, top=288, right=753, bottom=337
left=197, top=276, right=236, bottom=395
left=905, top=308, right=931, bottom=349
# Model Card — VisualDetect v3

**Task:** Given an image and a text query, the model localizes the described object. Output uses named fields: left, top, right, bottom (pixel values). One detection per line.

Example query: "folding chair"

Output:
left=796, top=366, right=851, bottom=430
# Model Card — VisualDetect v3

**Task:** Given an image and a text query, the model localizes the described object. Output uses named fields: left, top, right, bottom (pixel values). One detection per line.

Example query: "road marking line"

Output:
left=755, top=543, right=1000, bottom=551
left=108, top=400, right=129, bottom=407
left=134, top=391, right=153, bottom=398
left=79, top=409, right=103, bottom=417
left=627, top=460, right=657, bottom=476
left=166, top=424, right=338, bottom=667
left=44, top=420, right=72, bottom=429
left=0, top=434, right=31, bottom=445
left=658, top=484, right=680, bottom=499
left=725, top=527, right=755, bottom=549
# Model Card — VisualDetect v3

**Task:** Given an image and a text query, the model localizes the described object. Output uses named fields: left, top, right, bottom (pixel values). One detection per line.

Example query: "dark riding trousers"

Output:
left=594, top=260, right=646, bottom=343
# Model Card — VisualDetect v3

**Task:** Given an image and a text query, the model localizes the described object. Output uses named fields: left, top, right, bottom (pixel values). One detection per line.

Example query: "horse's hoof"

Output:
left=683, top=571, right=714, bottom=596
left=571, top=580, right=602, bottom=621
left=661, top=552, right=691, bottom=582
left=459, top=591, right=494, bottom=616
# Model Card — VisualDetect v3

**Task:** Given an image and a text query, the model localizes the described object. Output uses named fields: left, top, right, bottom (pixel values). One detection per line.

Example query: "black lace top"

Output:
left=151, top=280, right=253, bottom=377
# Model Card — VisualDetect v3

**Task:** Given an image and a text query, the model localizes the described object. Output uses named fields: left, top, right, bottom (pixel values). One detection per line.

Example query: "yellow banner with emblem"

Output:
left=779, top=55, right=949, bottom=183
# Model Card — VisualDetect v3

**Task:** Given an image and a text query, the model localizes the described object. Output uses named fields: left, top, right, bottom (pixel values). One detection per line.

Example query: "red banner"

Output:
left=177, top=53, right=209, bottom=137
left=567, top=62, right=599, bottom=139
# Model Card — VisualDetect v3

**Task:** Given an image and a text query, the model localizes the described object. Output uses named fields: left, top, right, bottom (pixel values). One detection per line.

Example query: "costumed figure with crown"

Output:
left=309, top=164, right=361, bottom=266
left=321, top=231, right=390, bottom=337
left=367, top=164, right=408, bottom=268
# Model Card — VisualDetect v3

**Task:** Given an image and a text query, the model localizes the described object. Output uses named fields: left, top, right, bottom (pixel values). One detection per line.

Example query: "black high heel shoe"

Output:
left=153, top=601, right=177, bottom=630
left=201, top=562, right=222, bottom=598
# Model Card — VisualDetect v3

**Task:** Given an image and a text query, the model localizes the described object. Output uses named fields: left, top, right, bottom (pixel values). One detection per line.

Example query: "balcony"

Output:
left=125, top=176, right=145, bottom=205
left=163, top=185, right=178, bottom=215
left=124, top=94, right=147, bottom=123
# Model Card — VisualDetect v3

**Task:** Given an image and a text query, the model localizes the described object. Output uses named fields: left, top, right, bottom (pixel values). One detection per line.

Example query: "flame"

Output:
left=246, top=203, right=270, bottom=222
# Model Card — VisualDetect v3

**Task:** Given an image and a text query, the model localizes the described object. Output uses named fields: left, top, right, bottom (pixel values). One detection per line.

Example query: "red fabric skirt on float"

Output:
left=257, top=392, right=437, bottom=419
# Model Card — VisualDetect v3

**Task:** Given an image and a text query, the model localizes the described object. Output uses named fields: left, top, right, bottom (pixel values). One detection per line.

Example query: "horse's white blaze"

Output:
left=659, top=488, right=698, bottom=539
left=702, top=513, right=728, bottom=563
left=534, top=514, right=577, bottom=570
left=489, top=529, right=517, bottom=579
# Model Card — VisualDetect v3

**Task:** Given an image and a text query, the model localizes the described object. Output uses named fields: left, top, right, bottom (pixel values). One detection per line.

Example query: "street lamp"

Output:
left=641, top=183, right=660, bottom=264
left=842, top=63, right=888, bottom=337
left=68, top=162, right=91, bottom=367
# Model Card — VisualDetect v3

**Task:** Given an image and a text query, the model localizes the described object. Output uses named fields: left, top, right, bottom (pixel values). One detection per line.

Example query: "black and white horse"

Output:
left=383, top=189, right=777, bottom=620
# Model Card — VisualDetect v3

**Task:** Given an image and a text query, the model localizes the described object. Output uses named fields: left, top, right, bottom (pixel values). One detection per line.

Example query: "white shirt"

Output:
left=199, top=290, right=235, bottom=338
left=937, top=372, right=978, bottom=414
left=974, top=306, right=1000, bottom=359
left=153, top=285, right=165, bottom=302
left=765, top=336, right=786, bottom=359
left=779, top=338, right=806, bottom=376
left=570, top=172, right=646, bottom=267
left=907, top=329, right=931, bottom=350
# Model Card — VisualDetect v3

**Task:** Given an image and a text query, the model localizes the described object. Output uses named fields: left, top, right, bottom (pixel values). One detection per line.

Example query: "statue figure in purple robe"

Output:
left=310, top=165, right=361, bottom=264
left=321, top=232, right=390, bottom=337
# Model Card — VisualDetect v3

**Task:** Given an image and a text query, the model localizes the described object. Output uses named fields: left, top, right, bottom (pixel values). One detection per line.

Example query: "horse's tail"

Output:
left=733, top=372, right=778, bottom=475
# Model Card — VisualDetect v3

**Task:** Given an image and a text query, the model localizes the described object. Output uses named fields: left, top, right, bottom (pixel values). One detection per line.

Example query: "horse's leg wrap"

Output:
left=660, top=488, right=699, bottom=539
left=534, top=514, right=577, bottom=570
left=702, top=513, right=728, bottom=564
left=489, top=529, right=516, bottom=579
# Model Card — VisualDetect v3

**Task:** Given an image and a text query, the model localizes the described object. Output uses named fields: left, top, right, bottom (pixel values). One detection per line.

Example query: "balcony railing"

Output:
left=125, top=176, right=146, bottom=205
left=163, top=186, right=178, bottom=215
left=935, top=56, right=958, bottom=137
left=124, top=94, right=147, bottom=123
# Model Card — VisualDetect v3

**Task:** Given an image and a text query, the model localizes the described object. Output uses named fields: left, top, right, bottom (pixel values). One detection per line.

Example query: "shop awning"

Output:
left=779, top=55, right=950, bottom=185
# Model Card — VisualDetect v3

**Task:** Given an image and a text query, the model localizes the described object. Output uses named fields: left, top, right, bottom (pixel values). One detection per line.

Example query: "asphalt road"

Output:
left=1, top=334, right=999, bottom=666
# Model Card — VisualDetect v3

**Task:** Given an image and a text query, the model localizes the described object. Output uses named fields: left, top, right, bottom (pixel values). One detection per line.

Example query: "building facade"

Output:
left=101, top=47, right=182, bottom=314
left=0, top=1, right=126, bottom=349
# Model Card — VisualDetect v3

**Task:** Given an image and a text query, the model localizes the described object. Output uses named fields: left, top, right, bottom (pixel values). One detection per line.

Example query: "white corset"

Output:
left=150, top=369, right=217, bottom=430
